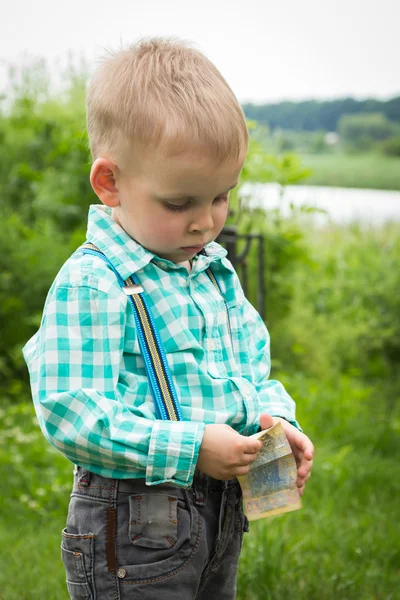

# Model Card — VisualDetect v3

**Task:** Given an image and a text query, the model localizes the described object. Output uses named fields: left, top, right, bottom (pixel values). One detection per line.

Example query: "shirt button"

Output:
left=207, top=339, right=216, bottom=351
left=117, top=568, right=127, bottom=579
left=155, top=261, right=167, bottom=269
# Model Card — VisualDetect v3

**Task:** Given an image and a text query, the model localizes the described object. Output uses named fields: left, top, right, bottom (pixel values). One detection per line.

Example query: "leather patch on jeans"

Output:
left=106, top=507, right=117, bottom=572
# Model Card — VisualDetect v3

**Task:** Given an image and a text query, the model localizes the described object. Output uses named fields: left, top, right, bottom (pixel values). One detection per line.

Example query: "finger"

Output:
left=235, top=464, right=251, bottom=477
left=243, top=438, right=263, bottom=454
left=298, top=484, right=305, bottom=497
left=238, top=453, right=260, bottom=467
left=298, top=459, right=313, bottom=479
left=294, top=433, right=314, bottom=459
left=297, top=471, right=311, bottom=487
left=292, top=440, right=314, bottom=471
left=260, top=413, right=275, bottom=431
left=303, top=441, right=314, bottom=461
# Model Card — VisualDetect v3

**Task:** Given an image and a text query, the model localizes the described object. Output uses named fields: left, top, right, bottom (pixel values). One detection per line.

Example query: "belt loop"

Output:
left=192, top=470, right=208, bottom=506
left=77, top=467, right=91, bottom=487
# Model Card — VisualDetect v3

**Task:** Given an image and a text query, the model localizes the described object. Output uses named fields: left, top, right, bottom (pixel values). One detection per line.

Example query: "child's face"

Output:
left=112, top=151, right=244, bottom=263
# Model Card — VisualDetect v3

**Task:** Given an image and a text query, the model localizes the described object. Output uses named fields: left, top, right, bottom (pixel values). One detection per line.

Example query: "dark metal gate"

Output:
left=217, top=225, right=266, bottom=320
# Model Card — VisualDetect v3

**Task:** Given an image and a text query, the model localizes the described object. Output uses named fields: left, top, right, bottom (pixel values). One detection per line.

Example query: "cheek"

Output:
left=214, top=204, right=229, bottom=231
left=150, top=214, right=184, bottom=243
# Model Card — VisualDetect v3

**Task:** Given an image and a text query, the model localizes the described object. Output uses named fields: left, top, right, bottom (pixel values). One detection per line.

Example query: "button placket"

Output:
left=207, top=339, right=216, bottom=351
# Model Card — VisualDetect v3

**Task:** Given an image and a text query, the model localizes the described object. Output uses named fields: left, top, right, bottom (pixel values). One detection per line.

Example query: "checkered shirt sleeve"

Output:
left=239, top=292, right=301, bottom=430
left=23, top=282, right=204, bottom=487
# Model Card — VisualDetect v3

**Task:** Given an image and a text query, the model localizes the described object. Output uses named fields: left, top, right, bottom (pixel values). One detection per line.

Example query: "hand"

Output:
left=260, top=413, right=314, bottom=497
left=197, top=424, right=262, bottom=480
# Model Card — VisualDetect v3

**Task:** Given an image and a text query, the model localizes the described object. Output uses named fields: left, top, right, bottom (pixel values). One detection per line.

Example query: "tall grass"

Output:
left=300, top=153, right=400, bottom=191
left=237, top=373, right=400, bottom=599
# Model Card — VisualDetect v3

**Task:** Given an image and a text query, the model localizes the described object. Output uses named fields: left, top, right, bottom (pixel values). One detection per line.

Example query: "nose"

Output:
left=188, top=206, right=214, bottom=234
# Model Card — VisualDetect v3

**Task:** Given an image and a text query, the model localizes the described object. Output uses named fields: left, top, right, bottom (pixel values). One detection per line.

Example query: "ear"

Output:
left=90, top=158, right=120, bottom=208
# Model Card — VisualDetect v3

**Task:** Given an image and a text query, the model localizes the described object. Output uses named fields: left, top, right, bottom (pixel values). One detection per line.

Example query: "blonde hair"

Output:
left=86, top=37, right=248, bottom=168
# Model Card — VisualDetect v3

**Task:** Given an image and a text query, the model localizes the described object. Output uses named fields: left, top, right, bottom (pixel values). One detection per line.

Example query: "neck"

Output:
left=177, top=260, right=192, bottom=273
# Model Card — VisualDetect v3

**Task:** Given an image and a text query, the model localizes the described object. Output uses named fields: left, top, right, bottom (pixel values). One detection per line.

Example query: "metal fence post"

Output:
left=217, top=226, right=266, bottom=321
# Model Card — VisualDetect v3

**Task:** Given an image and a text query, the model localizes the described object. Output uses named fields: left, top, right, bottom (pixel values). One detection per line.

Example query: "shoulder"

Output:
left=48, top=249, right=127, bottom=304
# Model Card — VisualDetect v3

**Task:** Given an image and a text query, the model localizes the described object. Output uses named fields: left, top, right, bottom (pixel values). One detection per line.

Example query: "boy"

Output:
left=23, top=38, right=313, bottom=599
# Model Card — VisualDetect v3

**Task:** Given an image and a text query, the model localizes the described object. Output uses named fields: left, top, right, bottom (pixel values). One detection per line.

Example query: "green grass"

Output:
left=1, top=375, right=399, bottom=600
left=0, top=403, right=71, bottom=600
left=237, top=445, right=400, bottom=599
left=236, top=373, right=400, bottom=599
left=299, top=153, right=400, bottom=191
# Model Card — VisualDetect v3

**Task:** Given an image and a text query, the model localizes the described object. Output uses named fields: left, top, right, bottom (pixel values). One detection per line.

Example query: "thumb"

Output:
left=244, top=435, right=263, bottom=453
left=260, top=413, right=275, bottom=431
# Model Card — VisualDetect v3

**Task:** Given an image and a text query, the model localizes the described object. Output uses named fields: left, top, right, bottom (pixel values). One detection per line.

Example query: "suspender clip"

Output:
left=123, top=284, right=144, bottom=295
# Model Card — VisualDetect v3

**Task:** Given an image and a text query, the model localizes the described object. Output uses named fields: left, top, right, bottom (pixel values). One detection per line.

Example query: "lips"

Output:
left=180, top=245, right=205, bottom=253
left=181, top=244, right=205, bottom=250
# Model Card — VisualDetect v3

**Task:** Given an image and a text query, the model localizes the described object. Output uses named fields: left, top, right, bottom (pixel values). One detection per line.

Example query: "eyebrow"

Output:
left=159, top=182, right=239, bottom=201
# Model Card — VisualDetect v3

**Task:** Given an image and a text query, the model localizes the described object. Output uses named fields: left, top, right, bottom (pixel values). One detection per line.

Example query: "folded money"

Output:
left=238, top=422, right=302, bottom=521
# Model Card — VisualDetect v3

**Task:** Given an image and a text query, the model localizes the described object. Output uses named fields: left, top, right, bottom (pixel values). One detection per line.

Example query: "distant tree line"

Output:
left=243, top=96, right=400, bottom=132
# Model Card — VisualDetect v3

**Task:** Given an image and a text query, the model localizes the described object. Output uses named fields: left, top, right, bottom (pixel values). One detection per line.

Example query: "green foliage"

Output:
left=381, top=135, right=400, bottom=157
left=241, top=148, right=312, bottom=188
left=338, top=112, right=398, bottom=151
left=238, top=122, right=312, bottom=187
left=243, top=96, right=400, bottom=132
left=0, top=401, right=72, bottom=599
left=0, top=67, right=95, bottom=400
left=299, top=152, right=400, bottom=190
left=273, top=224, right=400, bottom=399
left=256, top=127, right=333, bottom=156
left=236, top=371, right=400, bottom=600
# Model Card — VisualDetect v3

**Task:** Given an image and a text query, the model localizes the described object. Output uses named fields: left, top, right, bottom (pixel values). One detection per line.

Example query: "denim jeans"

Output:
left=61, top=467, right=249, bottom=599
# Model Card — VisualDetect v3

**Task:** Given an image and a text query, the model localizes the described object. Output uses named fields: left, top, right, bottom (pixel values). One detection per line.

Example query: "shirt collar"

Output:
left=85, top=205, right=230, bottom=280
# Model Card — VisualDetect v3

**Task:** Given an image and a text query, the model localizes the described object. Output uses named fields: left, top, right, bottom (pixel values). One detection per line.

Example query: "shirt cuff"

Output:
left=269, top=414, right=302, bottom=432
left=258, top=380, right=302, bottom=432
left=145, top=420, right=205, bottom=487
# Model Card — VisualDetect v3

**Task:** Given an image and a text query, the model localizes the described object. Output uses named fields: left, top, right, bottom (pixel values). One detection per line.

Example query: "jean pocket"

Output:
left=118, top=491, right=201, bottom=583
left=61, top=528, right=95, bottom=600
left=129, top=493, right=184, bottom=549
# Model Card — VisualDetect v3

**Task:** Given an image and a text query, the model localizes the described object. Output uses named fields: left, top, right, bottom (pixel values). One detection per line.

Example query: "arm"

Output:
left=240, top=291, right=314, bottom=494
left=24, top=283, right=204, bottom=487
left=241, top=295, right=301, bottom=429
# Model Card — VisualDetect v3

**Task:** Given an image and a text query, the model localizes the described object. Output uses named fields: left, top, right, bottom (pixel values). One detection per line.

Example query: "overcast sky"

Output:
left=1, top=0, right=399, bottom=104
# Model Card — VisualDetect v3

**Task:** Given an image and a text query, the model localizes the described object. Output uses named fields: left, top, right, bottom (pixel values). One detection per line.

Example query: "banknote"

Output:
left=250, top=424, right=292, bottom=469
left=238, top=422, right=301, bottom=521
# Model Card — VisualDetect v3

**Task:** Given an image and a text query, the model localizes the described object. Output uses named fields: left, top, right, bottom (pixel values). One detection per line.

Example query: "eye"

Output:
left=163, top=201, right=190, bottom=212
left=163, top=194, right=229, bottom=212
left=214, top=194, right=229, bottom=204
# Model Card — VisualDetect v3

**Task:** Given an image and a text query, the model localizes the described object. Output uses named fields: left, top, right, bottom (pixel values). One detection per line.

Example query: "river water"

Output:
left=243, top=184, right=400, bottom=225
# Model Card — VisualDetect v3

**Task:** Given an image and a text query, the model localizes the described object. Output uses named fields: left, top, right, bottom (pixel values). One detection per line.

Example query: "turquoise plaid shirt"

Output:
left=23, top=205, right=300, bottom=487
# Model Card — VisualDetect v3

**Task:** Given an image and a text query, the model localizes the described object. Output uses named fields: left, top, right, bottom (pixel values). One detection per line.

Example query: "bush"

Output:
left=381, top=135, right=400, bottom=157
left=338, top=112, right=398, bottom=152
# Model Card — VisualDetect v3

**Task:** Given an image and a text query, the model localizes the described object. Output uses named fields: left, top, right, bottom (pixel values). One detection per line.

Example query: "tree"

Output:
left=338, top=112, right=396, bottom=151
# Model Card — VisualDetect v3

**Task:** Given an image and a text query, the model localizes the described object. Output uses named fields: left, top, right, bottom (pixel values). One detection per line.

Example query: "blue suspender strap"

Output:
left=78, top=242, right=183, bottom=422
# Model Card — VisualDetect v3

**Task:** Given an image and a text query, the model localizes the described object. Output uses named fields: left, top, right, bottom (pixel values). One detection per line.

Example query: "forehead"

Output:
left=139, top=150, right=245, bottom=197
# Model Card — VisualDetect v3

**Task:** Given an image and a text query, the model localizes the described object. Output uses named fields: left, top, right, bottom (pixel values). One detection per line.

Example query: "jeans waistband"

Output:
left=73, top=466, right=239, bottom=505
